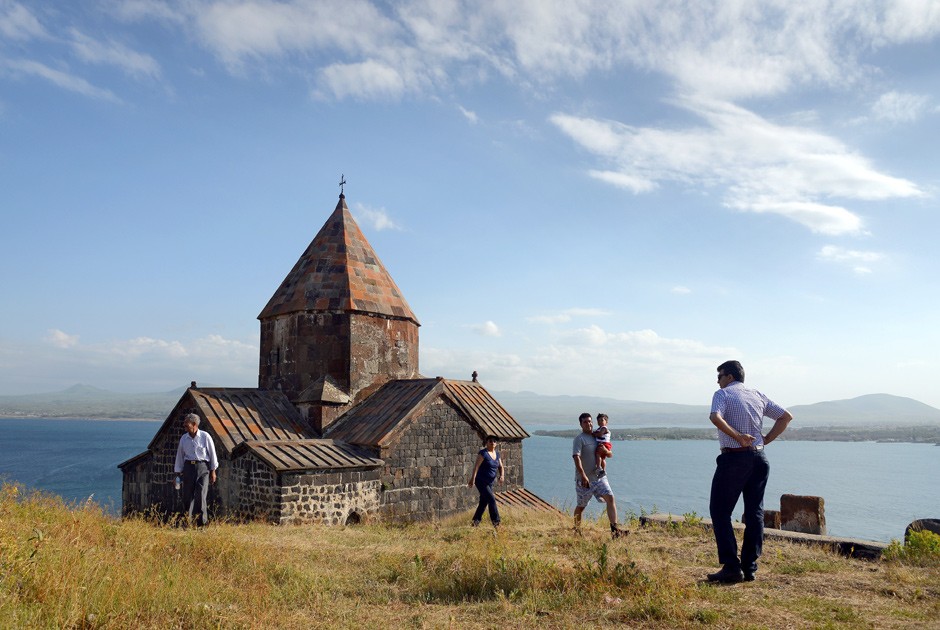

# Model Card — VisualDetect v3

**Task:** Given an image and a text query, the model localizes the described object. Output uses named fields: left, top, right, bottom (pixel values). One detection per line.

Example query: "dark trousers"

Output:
left=472, top=481, right=500, bottom=525
left=181, top=461, right=210, bottom=526
left=709, top=450, right=769, bottom=574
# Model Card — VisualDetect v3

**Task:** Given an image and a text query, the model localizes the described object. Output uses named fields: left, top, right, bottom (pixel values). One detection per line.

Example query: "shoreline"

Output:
left=0, top=415, right=161, bottom=422
left=534, top=425, right=940, bottom=445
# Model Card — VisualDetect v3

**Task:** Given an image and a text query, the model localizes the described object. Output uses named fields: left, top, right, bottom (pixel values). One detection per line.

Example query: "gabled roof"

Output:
left=325, top=377, right=529, bottom=448
left=148, top=387, right=315, bottom=454
left=236, top=439, right=383, bottom=472
left=258, top=195, right=419, bottom=324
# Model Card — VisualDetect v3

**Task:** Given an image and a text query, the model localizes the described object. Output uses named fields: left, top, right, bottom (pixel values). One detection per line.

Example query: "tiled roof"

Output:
left=325, top=378, right=529, bottom=448
left=258, top=196, right=419, bottom=324
left=158, top=388, right=315, bottom=454
left=237, top=439, right=383, bottom=472
left=495, top=488, right=564, bottom=515
left=442, top=380, right=530, bottom=441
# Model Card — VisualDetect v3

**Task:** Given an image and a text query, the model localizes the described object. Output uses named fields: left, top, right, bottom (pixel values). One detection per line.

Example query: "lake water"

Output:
left=1, top=418, right=935, bottom=542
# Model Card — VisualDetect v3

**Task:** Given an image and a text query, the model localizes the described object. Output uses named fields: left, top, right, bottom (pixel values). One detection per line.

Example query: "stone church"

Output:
left=119, top=192, right=547, bottom=525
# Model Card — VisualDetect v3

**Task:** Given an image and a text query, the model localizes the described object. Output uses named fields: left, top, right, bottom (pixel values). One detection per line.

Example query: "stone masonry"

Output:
left=375, top=398, right=523, bottom=521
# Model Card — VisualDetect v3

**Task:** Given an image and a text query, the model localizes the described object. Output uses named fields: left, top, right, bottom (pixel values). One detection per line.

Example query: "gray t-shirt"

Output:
left=572, top=431, right=598, bottom=483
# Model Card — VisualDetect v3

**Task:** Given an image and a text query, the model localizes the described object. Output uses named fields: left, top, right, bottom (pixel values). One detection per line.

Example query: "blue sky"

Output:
left=2, top=1, right=940, bottom=410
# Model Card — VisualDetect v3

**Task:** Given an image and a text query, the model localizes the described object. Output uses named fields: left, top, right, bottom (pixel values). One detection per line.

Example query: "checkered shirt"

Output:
left=710, top=381, right=787, bottom=449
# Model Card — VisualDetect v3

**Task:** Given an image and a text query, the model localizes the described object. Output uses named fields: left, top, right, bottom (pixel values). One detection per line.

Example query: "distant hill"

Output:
left=490, top=390, right=708, bottom=426
left=2, top=385, right=939, bottom=427
left=0, top=384, right=186, bottom=420
left=491, top=390, right=940, bottom=428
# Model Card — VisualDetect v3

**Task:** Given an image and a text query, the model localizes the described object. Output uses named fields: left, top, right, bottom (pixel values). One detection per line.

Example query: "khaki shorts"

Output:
left=575, top=475, right=614, bottom=508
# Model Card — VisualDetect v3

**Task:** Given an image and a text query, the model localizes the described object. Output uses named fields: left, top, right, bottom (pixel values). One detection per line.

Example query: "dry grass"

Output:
left=1, top=483, right=937, bottom=629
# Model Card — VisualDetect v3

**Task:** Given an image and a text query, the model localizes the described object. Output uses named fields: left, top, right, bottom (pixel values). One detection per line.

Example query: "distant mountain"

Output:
left=2, top=385, right=939, bottom=427
left=788, top=394, right=940, bottom=425
left=0, top=384, right=188, bottom=420
left=490, top=390, right=708, bottom=427
left=491, top=390, right=940, bottom=428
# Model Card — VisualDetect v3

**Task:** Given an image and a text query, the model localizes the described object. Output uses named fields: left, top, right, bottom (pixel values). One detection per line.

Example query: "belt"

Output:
left=185, top=460, right=207, bottom=465
left=721, top=445, right=763, bottom=453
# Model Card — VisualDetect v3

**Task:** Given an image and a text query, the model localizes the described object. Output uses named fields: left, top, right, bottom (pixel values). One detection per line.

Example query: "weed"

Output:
left=884, top=530, right=940, bottom=566
left=1, top=482, right=938, bottom=629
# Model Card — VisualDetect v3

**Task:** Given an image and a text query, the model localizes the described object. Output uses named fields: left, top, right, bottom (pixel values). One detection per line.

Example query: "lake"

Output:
left=0, top=418, right=935, bottom=542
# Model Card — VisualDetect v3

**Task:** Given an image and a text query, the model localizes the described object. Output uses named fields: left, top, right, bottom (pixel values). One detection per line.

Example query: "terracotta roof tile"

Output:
left=258, top=196, right=419, bottom=324
left=172, top=388, right=315, bottom=454
left=325, top=378, right=529, bottom=448
left=236, top=439, right=383, bottom=472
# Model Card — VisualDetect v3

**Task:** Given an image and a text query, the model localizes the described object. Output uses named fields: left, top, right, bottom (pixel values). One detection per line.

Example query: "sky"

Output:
left=2, top=1, right=940, bottom=411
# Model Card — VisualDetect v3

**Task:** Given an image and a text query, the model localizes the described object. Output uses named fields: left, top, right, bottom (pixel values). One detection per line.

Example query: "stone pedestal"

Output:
left=764, top=509, right=782, bottom=529
left=780, top=494, right=826, bottom=535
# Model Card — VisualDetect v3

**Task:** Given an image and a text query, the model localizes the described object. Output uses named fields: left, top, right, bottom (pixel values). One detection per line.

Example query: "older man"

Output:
left=174, top=413, right=219, bottom=527
left=707, top=361, right=792, bottom=583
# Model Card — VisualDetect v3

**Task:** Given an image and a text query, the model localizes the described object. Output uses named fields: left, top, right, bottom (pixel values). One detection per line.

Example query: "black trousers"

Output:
left=709, top=450, right=769, bottom=574
left=181, top=460, right=210, bottom=526
left=472, top=480, right=500, bottom=525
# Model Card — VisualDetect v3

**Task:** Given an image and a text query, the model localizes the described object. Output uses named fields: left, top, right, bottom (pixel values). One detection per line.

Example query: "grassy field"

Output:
left=1, top=483, right=937, bottom=629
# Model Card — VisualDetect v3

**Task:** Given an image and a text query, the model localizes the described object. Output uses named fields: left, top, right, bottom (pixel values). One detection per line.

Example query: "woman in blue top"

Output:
left=468, top=435, right=504, bottom=528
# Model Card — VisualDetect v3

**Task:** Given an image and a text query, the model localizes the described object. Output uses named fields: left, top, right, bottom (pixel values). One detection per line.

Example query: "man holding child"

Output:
left=572, top=412, right=624, bottom=539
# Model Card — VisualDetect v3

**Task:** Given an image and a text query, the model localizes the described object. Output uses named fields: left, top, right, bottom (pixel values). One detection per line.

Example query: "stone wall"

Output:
left=259, top=312, right=350, bottom=403
left=120, top=454, right=153, bottom=516
left=278, top=469, right=382, bottom=525
left=377, top=397, right=524, bottom=521
left=227, top=451, right=280, bottom=520
left=348, top=313, right=419, bottom=400
left=259, top=311, right=419, bottom=407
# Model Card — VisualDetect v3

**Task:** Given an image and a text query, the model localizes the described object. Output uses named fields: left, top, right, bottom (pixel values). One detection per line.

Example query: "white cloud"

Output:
left=178, top=2, right=940, bottom=103
left=44, top=329, right=79, bottom=349
left=0, top=1, right=46, bottom=41
left=68, top=29, right=163, bottom=80
left=352, top=202, right=400, bottom=231
left=3, top=58, right=121, bottom=102
left=458, top=105, right=478, bottom=124
left=111, top=0, right=186, bottom=24
left=816, top=244, right=886, bottom=274
left=195, top=0, right=398, bottom=70
left=421, top=325, right=739, bottom=404
left=107, top=336, right=189, bottom=359
left=317, top=59, right=411, bottom=101
left=551, top=96, right=923, bottom=235
left=871, top=91, right=931, bottom=123
left=526, top=308, right=610, bottom=324
left=0, top=332, right=258, bottom=394
left=470, top=321, right=501, bottom=337
left=671, top=286, right=691, bottom=294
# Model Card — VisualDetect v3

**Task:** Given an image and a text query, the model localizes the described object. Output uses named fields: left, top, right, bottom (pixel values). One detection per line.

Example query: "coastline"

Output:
left=534, top=425, right=940, bottom=444
left=0, top=415, right=161, bottom=422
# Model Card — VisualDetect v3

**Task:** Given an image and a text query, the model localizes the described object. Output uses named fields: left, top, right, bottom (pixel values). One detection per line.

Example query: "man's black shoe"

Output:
left=707, top=566, right=744, bottom=583
left=743, top=572, right=755, bottom=582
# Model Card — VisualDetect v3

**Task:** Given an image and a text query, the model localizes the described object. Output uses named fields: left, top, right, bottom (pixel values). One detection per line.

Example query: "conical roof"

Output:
left=258, top=196, right=419, bottom=324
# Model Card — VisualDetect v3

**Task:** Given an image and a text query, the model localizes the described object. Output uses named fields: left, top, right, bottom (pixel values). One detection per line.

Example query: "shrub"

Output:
left=884, top=529, right=940, bottom=566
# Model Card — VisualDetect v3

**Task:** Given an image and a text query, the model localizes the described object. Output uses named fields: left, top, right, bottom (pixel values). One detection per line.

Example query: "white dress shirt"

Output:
left=174, top=429, right=219, bottom=473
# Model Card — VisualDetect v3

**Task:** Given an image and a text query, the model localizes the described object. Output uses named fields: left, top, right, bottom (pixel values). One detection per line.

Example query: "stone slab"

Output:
left=640, top=513, right=888, bottom=560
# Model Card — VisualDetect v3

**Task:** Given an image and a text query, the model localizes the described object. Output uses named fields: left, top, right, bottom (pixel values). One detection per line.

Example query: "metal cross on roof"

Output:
left=338, top=174, right=346, bottom=197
